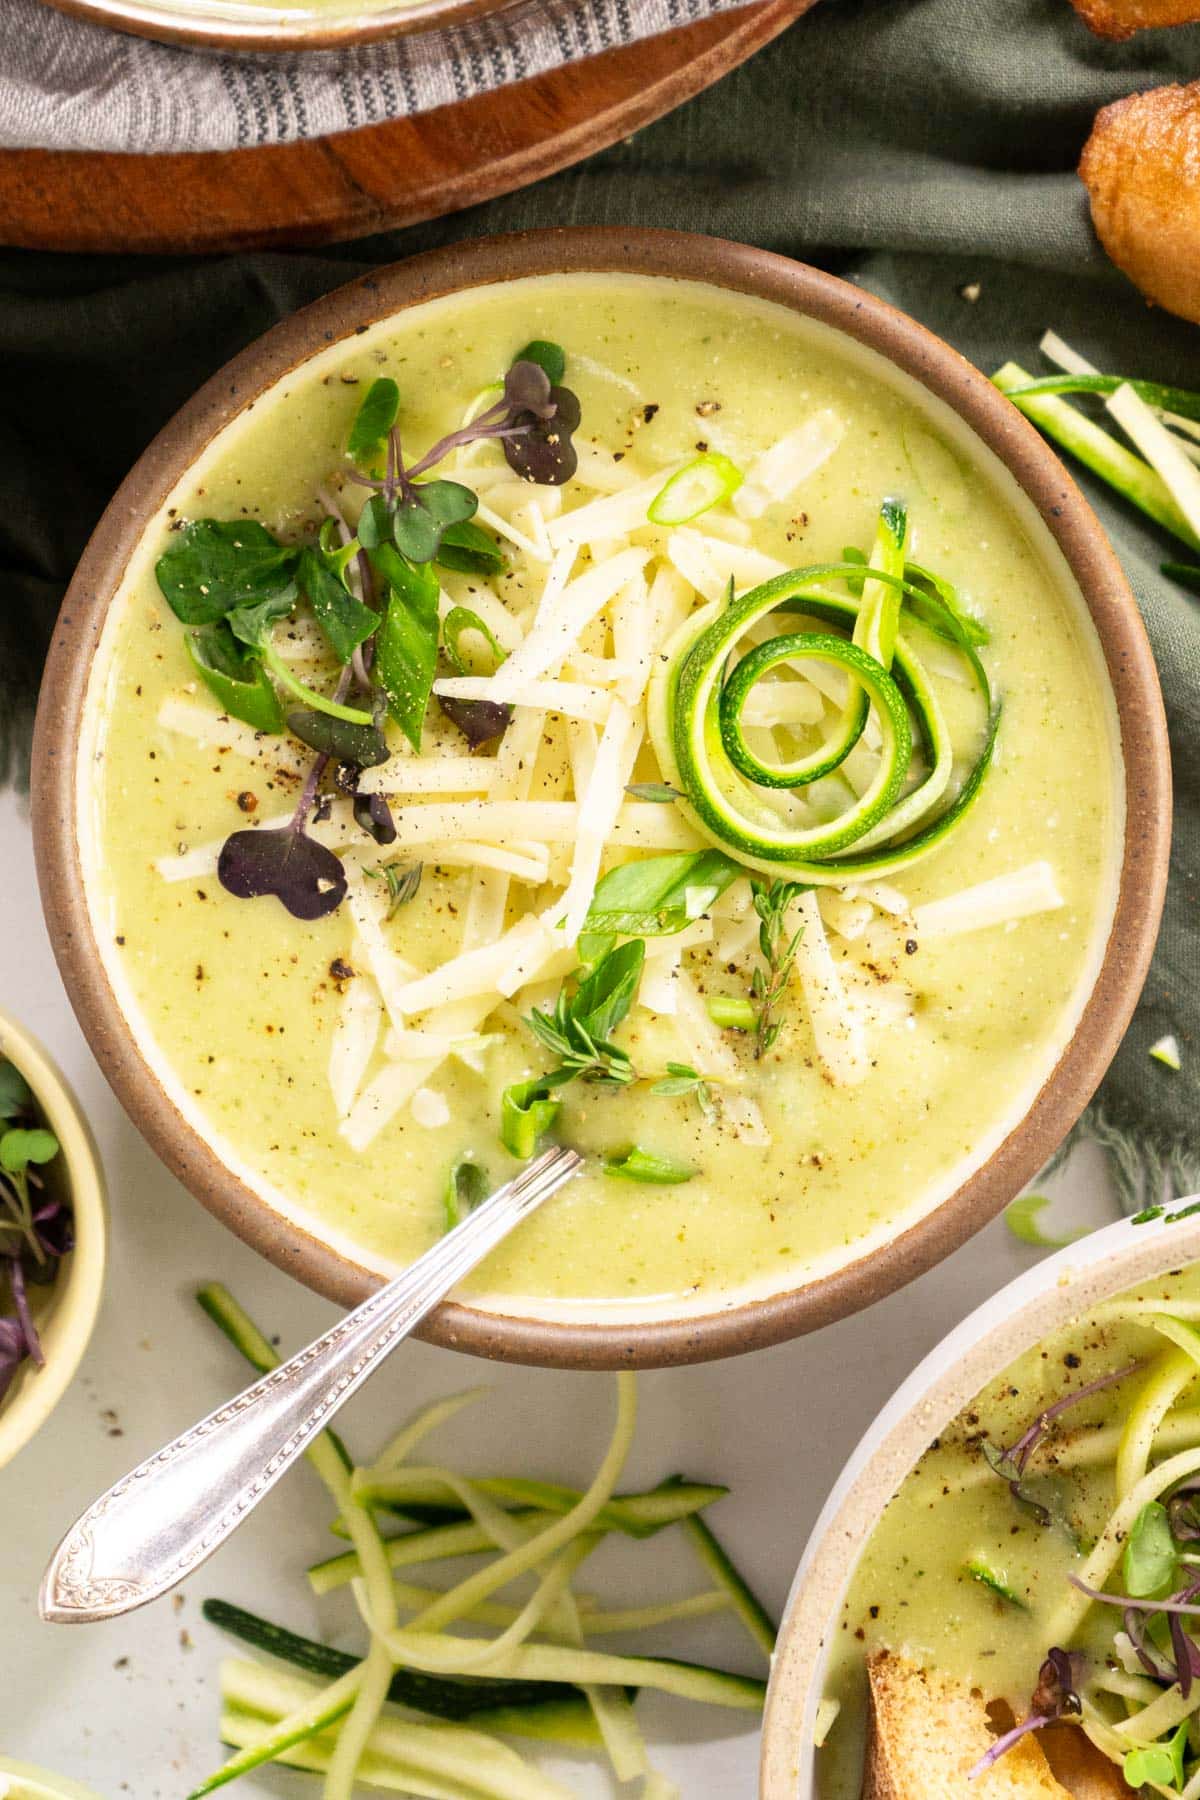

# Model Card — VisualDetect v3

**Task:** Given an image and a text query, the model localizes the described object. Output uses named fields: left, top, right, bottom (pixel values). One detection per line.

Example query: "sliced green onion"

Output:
left=964, top=1557, right=1026, bottom=1608
left=499, top=1078, right=561, bottom=1160
left=706, top=996, right=756, bottom=1030
left=647, top=454, right=743, bottom=526
left=1150, top=1034, right=1182, bottom=1071
left=442, top=606, right=507, bottom=677
left=1003, top=1194, right=1083, bottom=1250
left=444, top=1157, right=487, bottom=1231
left=603, top=1147, right=695, bottom=1184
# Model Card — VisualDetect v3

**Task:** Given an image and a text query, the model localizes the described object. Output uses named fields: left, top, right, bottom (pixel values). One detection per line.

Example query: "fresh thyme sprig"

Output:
left=650, top=1062, right=716, bottom=1118
left=749, top=879, right=807, bottom=1058
left=526, top=941, right=644, bottom=1088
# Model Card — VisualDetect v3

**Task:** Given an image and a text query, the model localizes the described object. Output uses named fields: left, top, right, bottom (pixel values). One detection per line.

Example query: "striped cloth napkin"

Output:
left=4, top=0, right=756, bottom=154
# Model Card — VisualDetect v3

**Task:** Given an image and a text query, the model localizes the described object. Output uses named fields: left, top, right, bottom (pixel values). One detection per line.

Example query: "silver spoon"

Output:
left=39, top=1145, right=582, bottom=1624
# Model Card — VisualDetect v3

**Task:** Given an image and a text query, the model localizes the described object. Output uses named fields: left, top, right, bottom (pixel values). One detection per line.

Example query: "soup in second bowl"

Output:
left=77, top=272, right=1120, bottom=1323
left=819, top=1254, right=1200, bottom=1797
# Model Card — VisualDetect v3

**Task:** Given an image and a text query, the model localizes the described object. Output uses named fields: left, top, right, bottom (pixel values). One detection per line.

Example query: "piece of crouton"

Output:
left=1068, top=0, right=1200, bottom=39
left=1040, top=1723, right=1132, bottom=1798
left=1080, top=82, right=1200, bottom=327
left=861, top=1650, right=1075, bottom=1799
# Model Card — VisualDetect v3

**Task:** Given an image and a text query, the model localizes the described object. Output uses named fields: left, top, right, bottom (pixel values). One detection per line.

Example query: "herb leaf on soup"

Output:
left=156, top=519, right=299, bottom=625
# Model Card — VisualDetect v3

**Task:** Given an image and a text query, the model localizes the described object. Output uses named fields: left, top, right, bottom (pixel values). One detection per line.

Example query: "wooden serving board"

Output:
left=0, top=0, right=810, bottom=255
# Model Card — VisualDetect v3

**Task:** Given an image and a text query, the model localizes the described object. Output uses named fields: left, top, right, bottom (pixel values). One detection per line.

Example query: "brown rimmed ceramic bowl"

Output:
left=37, top=0, right=513, bottom=51
left=759, top=1198, right=1200, bottom=1798
left=31, top=227, right=1170, bottom=1370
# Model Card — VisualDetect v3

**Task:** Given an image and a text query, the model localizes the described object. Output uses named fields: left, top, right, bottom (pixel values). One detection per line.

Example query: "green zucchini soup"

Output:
left=816, top=1263, right=1200, bottom=1799
left=77, top=272, right=1121, bottom=1322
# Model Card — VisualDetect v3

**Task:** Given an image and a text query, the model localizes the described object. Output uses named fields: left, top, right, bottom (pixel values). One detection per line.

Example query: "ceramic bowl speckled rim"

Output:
left=760, top=1196, right=1200, bottom=1798
left=31, top=226, right=1170, bottom=1371
left=37, top=0, right=516, bottom=52
left=0, top=1013, right=107, bottom=1471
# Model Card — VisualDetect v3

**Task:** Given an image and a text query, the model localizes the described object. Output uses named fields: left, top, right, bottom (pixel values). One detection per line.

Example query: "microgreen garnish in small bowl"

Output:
left=0, top=1058, right=66, bottom=1404
left=155, top=344, right=580, bottom=921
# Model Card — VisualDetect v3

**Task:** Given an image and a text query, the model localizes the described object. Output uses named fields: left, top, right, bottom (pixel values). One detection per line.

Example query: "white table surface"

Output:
left=0, top=783, right=1119, bottom=1798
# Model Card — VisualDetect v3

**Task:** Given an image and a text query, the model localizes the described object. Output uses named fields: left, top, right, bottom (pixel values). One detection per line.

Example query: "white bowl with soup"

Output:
left=32, top=230, right=1168, bottom=1367
left=761, top=1199, right=1200, bottom=1799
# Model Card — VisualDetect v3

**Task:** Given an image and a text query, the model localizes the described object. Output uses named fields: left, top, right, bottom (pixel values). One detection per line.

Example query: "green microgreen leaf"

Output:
left=0, top=1062, right=34, bottom=1120
left=0, top=1128, right=59, bottom=1172
left=442, top=606, right=507, bottom=677
left=1124, top=1722, right=1188, bottom=1791
left=445, top=1157, right=488, bottom=1231
left=347, top=378, right=400, bottom=466
left=356, top=494, right=393, bottom=551
left=1003, top=1194, right=1085, bottom=1250
left=186, top=623, right=285, bottom=735
left=285, top=709, right=389, bottom=768
left=226, top=591, right=297, bottom=652
left=582, top=850, right=742, bottom=939
left=500, top=1078, right=563, bottom=1160
left=1124, top=1501, right=1178, bottom=1598
left=299, top=547, right=378, bottom=666
left=514, top=341, right=566, bottom=385
left=373, top=556, right=441, bottom=752
left=603, top=1147, right=695, bottom=1185
left=436, top=521, right=505, bottom=577
left=156, top=520, right=299, bottom=626
left=566, top=940, right=645, bottom=1048
left=393, top=482, right=478, bottom=565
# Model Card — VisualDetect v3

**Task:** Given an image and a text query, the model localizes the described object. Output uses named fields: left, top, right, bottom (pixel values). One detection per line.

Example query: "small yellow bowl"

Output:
left=0, top=1755, right=103, bottom=1799
left=0, top=1014, right=107, bottom=1472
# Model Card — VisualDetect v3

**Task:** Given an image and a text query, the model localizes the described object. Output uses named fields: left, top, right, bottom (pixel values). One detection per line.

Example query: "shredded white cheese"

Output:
left=733, top=411, right=845, bottom=520
left=794, top=891, right=869, bottom=1086
left=912, top=861, right=1064, bottom=939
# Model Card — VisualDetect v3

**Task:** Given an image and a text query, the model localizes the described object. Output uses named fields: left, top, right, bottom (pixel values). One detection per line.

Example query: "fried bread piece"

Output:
left=1080, top=82, right=1200, bottom=325
left=1069, top=0, right=1200, bottom=38
left=862, top=1651, right=1075, bottom=1799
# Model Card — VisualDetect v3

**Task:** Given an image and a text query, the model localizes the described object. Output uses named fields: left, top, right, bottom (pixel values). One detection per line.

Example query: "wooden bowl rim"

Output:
left=31, top=226, right=1172, bottom=1369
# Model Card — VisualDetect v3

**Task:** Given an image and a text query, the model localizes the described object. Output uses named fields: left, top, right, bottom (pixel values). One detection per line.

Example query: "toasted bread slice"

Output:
left=1080, top=82, right=1200, bottom=326
left=1039, top=1725, right=1131, bottom=1799
left=861, top=1651, right=1074, bottom=1799
left=1068, top=0, right=1200, bottom=39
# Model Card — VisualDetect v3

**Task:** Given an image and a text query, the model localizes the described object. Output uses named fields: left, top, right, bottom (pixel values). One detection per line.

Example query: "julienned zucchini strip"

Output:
left=194, top=1291, right=765, bottom=1799
left=992, top=362, right=1200, bottom=553
left=675, top=1496, right=778, bottom=1660
left=203, top=1600, right=597, bottom=1724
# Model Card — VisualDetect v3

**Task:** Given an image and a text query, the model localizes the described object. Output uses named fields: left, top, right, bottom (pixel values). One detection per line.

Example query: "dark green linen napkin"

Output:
left=4, top=0, right=1198, bottom=1203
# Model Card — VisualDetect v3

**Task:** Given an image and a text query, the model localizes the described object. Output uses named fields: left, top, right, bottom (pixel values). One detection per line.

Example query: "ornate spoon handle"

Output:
left=40, top=1145, right=582, bottom=1624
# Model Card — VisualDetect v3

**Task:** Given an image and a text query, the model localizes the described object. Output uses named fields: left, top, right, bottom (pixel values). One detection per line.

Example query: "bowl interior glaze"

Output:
left=36, top=0, right=514, bottom=50
left=31, top=228, right=1170, bottom=1369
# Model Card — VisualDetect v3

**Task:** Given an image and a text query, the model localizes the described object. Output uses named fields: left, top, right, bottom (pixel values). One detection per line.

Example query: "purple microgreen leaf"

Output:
left=8, top=1258, right=43, bottom=1369
left=218, top=824, right=347, bottom=921
left=981, top=1360, right=1143, bottom=1525
left=503, top=358, right=556, bottom=418
left=504, top=383, right=581, bottom=486
left=1170, top=1490, right=1200, bottom=1543
left=1124, top=1606, right=1177, bottom=1681
left=436, top=695, right=512, bottom=748
left=0, top=1314, right=28, bottom=1403
left=353, top=790, right=397, bottom=847
left=968, top=1650, right=1082, bottom=1781
left=286, top=708, right=389, bottom=768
